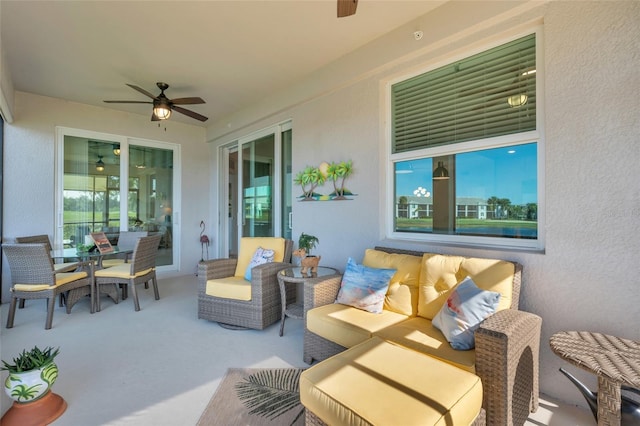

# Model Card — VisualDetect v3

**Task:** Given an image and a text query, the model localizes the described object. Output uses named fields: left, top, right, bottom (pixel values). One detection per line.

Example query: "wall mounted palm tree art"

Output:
left=294, top=165, right=326, bottom=200
left=325, top=160, right=354, bottom=200
left=294, top=160, right=355, bottom=201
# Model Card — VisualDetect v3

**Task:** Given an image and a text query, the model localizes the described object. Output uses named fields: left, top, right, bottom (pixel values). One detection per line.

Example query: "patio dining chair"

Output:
left=101, top=231, right=148, bottom=268
left=16, top=234, right=79, bottom=273
left=3, top=243, right=94, bottom=330
left=94, top=234, right=162, bottom=312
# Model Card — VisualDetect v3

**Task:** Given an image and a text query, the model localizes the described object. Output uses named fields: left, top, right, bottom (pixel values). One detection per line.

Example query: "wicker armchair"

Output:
left=94, top=234, right=162, bottom=312
left=3, top=243, right=94, bottom=329
left=303, top=246, right=542, bottom=426
left=198, top=237, right=293, bottom=330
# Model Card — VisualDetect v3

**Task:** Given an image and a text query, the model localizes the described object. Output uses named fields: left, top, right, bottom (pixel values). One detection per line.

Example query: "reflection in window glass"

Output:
left=394, top=143, right=537, bottom=239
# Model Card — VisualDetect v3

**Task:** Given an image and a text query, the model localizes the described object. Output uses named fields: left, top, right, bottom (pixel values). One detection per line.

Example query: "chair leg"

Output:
left=152, top=277, right=160, bottom=301
left=45, top=297, right=56, bottom=330
left=90, top=283, right=95, bottom=314
left=96, top=285, right=102, bottom=312
left=19, top=299, right=25, bottom=309
left=130, top=282, right=141, bottom=311
left=6, top=297, right=18, bottom=328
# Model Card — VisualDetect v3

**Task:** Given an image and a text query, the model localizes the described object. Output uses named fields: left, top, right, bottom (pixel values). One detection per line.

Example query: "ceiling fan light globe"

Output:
left=96, top=155, right=105, bottom=172
left=153, top=105, right=172, bottom=120
left=507, top=93, right=528, bottom=108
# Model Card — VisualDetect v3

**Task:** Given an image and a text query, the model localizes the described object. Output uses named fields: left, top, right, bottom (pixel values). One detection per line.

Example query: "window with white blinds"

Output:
left=388, top=32, right=543, bottom=251
left=392, top=34, right=536, bottom=154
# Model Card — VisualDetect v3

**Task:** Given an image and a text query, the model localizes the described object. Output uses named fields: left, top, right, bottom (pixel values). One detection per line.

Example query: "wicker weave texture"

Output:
left=197, top=239, right=293, bottom=330
left=3, top=243, right=94, bottom=329
left=550, top=331, right=640, bottom=426
left=94, top=234, right=162, bottom=312
left=303, top=246, right=540, bottom=426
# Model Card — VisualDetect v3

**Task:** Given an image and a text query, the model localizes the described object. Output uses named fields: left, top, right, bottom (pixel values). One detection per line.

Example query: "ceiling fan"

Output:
left=337, top=0, right=358, bottom=17
left=104, top=82, right=208, bottom=122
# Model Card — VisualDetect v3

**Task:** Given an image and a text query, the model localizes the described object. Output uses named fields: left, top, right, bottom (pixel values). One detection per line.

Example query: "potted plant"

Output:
left=298, top=233, right=319, bottom=256
left=1, top=346, right=67, bottom=425
left=2, top=346, right=60, bottom=403
left=294, top=233, right=321, bottom=274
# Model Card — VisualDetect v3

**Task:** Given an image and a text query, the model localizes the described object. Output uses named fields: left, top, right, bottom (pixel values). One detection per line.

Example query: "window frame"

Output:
left=384, top=28, right=545, bottom=252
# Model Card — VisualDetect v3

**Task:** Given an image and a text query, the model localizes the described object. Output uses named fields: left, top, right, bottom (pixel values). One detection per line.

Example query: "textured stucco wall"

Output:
left=208, top=1, right=640, bottom=407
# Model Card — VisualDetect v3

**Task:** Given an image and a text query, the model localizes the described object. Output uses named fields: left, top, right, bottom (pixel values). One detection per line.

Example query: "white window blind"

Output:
left=392, top=34, right=536, bottom=154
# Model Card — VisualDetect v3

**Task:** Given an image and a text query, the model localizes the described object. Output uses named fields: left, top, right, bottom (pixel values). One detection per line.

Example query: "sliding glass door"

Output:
left=56, top=128, right=179, bottom=270
left=242, top=134, right=275, bottom=238
left=220, top=122, right=291, bottom=258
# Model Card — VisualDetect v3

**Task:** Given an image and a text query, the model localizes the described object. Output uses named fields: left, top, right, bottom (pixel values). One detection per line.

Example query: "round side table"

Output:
left=550, top=331, right=640, bottom=426
left=277, top=266, right=340, bottom=337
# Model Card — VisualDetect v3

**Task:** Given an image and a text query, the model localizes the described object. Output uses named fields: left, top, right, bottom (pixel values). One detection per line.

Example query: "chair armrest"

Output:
left=250, top=262, right=291, bottom=282
left=198, top=258, right=238, bottom=293
left=76, top=260, right=95, bottom=276
left=303, top=275, right=342, bottom=315
left=475, top=308, right=542, bottom=424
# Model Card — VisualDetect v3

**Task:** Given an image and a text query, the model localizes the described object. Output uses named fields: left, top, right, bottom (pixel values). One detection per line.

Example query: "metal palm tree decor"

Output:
left=234, top=369, right=304, bottom=425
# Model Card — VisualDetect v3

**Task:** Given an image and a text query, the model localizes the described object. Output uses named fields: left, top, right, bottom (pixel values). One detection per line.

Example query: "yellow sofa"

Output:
left=301, top=247, right=542, bottom=425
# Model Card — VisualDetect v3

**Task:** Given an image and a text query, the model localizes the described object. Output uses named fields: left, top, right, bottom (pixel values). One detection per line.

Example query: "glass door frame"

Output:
left=218, top=121, right=291, bottom=258
left=54, top=127, right=181, bottom=272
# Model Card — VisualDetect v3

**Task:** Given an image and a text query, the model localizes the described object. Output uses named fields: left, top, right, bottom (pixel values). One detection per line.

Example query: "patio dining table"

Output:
left=51, top=246, right=133, bottom=269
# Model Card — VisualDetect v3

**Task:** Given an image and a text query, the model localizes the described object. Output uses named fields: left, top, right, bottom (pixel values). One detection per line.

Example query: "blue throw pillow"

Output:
left=244, top=247, right=275, bottom=281
left=335, top=257, right=396, bottom=314
left=432, top=276, right=501, bottom=350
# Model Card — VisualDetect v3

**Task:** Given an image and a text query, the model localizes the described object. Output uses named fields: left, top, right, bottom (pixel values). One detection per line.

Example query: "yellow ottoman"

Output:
left=300, top=337, right=483, bottom=426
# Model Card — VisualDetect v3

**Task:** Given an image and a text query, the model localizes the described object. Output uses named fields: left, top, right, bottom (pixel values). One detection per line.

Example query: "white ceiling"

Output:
left=1, top=0, right=446, bottom=127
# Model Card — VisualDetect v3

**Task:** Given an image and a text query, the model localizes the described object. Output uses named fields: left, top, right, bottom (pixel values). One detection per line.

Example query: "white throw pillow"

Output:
left=432, top=276, right=500, bottom=350
left=244, top=247, right=275, bottom=281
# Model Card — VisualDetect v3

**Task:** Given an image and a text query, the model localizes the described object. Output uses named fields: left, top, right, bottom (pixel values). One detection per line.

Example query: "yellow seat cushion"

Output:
left=374, top=317, right=476, bottom=373
left=205, top=276, right=252, bottom=301
left=54, top=262, right=79, bottom=272
left=101, top=258, right=126, bottom=268
left=362, top=249, right=423, bottom=316
left=418, top=254, right=515, bottom=320
left=300, top=336, right=482, bottom=426
left=460, top=257, right=514, bottom=312
left=94, top=264, right=153, bottom=279
left=234, top=237, right=286, bottom=278
left=307, top=303, right=408, bottom=349
left=13, top=271, right=88, bottom=292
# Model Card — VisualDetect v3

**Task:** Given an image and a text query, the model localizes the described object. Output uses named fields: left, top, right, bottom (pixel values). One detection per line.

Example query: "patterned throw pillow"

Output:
left=335, top=257, right=396, bottom=314
left=432, top=276, right=501, bottom=350
left=244, top=247, right=275, bottom=281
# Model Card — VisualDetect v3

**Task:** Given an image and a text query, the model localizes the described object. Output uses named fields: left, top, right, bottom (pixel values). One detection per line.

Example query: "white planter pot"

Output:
left=4, top=362, right=59, bottom=403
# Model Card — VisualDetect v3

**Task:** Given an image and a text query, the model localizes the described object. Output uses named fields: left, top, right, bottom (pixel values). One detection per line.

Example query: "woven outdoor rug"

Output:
left=197, top=368, right=305, bottom=426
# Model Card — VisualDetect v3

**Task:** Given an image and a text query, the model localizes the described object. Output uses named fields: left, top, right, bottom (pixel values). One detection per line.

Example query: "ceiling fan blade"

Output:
left=126, top=84, right=158, bottom=100
left=170, top=97, right=205, bottom=105
left=104, top=100, right=153, bottom=104
left=172, top=105, right=209, bottom=122
left=337, top=0, right=358, bottom=17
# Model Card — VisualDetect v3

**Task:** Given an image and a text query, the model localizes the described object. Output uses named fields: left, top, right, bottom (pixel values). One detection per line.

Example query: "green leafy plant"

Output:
left=298, top=233, right=319, bottom=255
left=1, top=346, right=60, bottom=373
left=76, top=243, right=93, bottom=253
